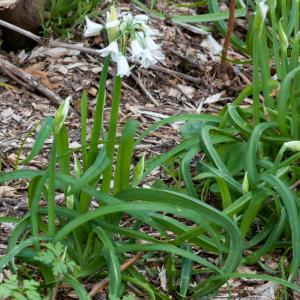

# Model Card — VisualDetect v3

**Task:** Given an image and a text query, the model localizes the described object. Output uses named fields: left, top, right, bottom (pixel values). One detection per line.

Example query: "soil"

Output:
left=0, top=1, right=276, bottom=299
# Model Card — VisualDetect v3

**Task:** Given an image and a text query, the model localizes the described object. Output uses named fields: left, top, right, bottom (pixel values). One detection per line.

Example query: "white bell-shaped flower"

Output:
left=98, top=41, right=120, bottom=62
left=152, top=49, right=165, bottom=62
left=122, top=12, right=133, bottom=22
left=131, top=39, right=144, bottom=60
left=84, top=16, right=104, bottom=37
left=144, top=35, right=160, bottom=50
left=117, top=55, right=130, bottom=77
left=141, top=49, right=157, bottom=68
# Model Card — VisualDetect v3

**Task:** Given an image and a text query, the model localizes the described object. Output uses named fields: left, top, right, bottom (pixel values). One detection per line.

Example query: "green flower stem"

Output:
left=102, top=75, right=123, bottom=194
left=48, top=136, right=57, bottom=237
left=78, top=57, right=110, bottom=213
left=87, top=56, right=110, bottom=168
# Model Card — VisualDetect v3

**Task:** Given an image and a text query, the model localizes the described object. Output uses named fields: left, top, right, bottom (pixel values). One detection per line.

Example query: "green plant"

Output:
left=0, top=6, right=245, bottom=299
left=43, top=0, right=101, bottom=37
left=0, top=275, right=42, bottom=300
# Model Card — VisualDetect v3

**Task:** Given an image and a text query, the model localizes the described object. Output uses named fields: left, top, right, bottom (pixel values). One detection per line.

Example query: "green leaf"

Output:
left=114, top=120, right=139, bottom=193
left=71, top=149, right=109, bottom=194
left=21, top=117, right=54, bottom=164
left=93, top=227, right=121, bottom=299
left=179, top=243, right=193, bottom=298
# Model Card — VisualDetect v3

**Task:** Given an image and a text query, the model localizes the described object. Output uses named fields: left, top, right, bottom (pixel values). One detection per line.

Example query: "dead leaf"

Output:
left=0, top=186, right=16, bottom=198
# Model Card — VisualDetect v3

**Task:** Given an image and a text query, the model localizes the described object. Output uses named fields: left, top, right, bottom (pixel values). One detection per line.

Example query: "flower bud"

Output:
left=278, top=18, right=289, bottom=51
left=106, top=5, right=120, bottom=43
left=54, top=97, right=70, bottom=135
left=242, top=172, right=249, bottom=193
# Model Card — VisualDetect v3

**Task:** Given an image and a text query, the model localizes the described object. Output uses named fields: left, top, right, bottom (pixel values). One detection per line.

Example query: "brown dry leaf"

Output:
left=0, top=186, right=16, bottom=198
left=25, top=64, right=61, bottom=90
left=6, top=153, right=18, bottom=167
left=177, top=84, right=195, bottom=99
left=168, top=87, right=181, bottom=98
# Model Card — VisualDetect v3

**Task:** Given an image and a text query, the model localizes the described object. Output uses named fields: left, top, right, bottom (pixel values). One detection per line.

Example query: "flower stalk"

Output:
left=101, top=75, right=123, bottom=193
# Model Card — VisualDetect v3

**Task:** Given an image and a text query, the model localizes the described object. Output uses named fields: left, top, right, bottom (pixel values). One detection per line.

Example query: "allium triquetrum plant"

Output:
left=0, top=5, right=250, bottom=299
left=83, top=5, right=164, bottom=195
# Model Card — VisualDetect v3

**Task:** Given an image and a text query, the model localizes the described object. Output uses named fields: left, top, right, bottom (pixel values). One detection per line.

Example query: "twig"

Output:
left=221, top=0, right=235, bottom=65
left=89, top=252, right=144, bottom=297
left=151, top=64, right=202, bottom=83
left=0, top=19, right=201, bottom=84
left=131, top=72, right=159, bottom=106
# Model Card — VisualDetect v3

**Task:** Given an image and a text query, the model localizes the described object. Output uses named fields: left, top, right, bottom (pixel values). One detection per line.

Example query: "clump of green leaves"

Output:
left=35, top=242, right=79, bottom=277
left=0, top=275, right=42, bottom=300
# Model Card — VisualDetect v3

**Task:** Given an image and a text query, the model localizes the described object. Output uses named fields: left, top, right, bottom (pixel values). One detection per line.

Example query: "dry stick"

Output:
left=89, top=252, right=144, bottom=297
left=130, top=72, right=160, bottom=106
left=221, top=0, right=236, bottom=66
left=0, top=19, right=201, bottom=84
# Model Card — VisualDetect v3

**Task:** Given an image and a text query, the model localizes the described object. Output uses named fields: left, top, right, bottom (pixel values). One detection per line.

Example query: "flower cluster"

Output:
left=84, top=7, right=164, bottom=77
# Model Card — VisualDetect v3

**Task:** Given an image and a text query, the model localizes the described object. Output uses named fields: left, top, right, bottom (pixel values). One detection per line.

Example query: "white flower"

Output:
left=140, top=49, right=158, bottom=68
left=141, top=23, right=158, bottom=35
left=131, top=39, right=144, bottom=60
left=122, top=12, right=133, bottom=22
left=106, top=20, right=120, bottom=29
left=152, top=49, right=165, bottom=62
left=117, top=55, right=130, bottom=77
left=144, top=35, right=160, bottom=50
left=84, top=16, right=103, bottom=37
left=259, top=0, right=269, bottom=20
left=98, top=41, right=120, bottom=62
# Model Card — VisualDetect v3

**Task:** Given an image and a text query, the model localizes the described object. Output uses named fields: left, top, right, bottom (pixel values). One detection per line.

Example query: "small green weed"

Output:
left=0, top=275, right=42, bottom=300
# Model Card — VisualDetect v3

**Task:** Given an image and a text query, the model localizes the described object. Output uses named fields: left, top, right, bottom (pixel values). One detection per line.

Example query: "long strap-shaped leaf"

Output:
left=93, top=227, right=121, bottom=299
left=258, top=175, right=300, bottom=280
left=117, top=188, right=243, bottom=295
left=245, top=122, right=277, bottom=183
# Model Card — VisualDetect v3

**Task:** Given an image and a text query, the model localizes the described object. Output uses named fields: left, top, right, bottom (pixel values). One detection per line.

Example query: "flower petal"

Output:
left=145, top=36, right=160, bottom=50
left=152, top=49, right=165, bottom=61
left=84, top=16, right=103, bottom=37
left=131, top=39, right=144, bottom=60
left=141, top=49, right=157, bottom=68
left=117, top=55, right=131, bottom=77
left=98, top=41, right=119, bottom=58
